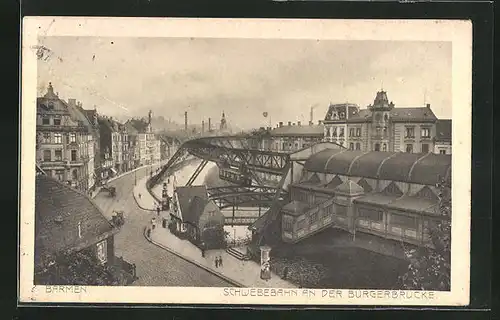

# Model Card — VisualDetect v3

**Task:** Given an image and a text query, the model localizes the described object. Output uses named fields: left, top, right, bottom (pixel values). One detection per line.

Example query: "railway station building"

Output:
left=280, top=149, right=451, bottom=249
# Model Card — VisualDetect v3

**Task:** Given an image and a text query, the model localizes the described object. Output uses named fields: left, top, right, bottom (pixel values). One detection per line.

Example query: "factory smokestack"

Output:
left=202, top=120, right=205, bottom=133
left=208, top=118, right=212, bottom=132
left=184, top=111, right=188, bottom=131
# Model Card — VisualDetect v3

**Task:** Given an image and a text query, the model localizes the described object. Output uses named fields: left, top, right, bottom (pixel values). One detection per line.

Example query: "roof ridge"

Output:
left=323, top=149, right=347, bottom=172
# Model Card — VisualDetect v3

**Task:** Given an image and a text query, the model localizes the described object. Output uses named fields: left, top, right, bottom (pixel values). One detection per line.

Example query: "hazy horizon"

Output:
left=37, top=37, right=452, bottom=130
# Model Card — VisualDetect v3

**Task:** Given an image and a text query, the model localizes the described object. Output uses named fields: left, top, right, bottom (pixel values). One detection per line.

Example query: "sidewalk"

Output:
left=133, top=174, right=159, bottom=211
left=146, top=218, right=297, bottom=288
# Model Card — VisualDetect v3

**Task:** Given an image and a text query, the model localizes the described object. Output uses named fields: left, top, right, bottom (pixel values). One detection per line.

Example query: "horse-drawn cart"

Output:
left=101, top=185, right=116, bottom=197
left=111, top=210, right=125, bottom=227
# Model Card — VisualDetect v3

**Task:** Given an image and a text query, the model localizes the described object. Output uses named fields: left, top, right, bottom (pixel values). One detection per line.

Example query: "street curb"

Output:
left=143, top=227, right=244, bottom=288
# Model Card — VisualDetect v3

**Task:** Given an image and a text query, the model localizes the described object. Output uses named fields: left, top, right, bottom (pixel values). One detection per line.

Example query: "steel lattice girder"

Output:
left=184, top=139, right=290, bottom=175
left=207, top=186, right=287, bottom=209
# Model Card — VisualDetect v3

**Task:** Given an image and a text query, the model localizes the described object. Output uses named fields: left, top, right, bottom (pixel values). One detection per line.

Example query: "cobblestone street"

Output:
left=93, top=166, right=234, bottom=287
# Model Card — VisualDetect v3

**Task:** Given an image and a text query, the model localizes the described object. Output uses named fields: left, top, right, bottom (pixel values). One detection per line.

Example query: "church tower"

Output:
left=368, top=90, right=394, bottom=152
left=220, top=111, right=227, bottom=131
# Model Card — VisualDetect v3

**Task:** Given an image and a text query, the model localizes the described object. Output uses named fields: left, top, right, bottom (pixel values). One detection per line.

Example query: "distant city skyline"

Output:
left=37, top=37, right=452, bottom=130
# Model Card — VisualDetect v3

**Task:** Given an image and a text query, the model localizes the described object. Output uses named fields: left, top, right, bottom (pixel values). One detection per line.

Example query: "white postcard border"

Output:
left=20, top=17, right=472, bottom=306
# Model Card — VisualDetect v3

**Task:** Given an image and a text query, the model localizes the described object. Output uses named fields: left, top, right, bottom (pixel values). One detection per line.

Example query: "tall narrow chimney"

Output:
left=279, top=122, right=283, bottom=128
left=184, top=111, right=188, bottom=131
left=202, top=120, right=205, bottom=133
left=208, top=118, right=212, bottom=132
left=288, top=121, right=292, bottom=126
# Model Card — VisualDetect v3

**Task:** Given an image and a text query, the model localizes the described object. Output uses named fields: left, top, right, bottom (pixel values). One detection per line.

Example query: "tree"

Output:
left=400, top=177, right=451, bottom=291
left=35, top=249, right=122, bottom=286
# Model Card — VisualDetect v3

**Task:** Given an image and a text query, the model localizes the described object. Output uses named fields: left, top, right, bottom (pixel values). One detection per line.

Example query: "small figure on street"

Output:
left=156, top=205, right=161, bottom=216
left=218, top=256, right=223, bottom=268
left=151, top=217, right=156, bottom=230
left=283, top=266, right=289, bottom=280
left=214, top=257, right=219, bottom=268
left=138, top=193, right=142, bottom=199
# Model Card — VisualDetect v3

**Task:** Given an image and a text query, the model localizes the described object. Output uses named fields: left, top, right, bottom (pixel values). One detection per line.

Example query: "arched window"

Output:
left=356, top=143, right=361, bottom=150
left=382, top=143, right=387, bottom=151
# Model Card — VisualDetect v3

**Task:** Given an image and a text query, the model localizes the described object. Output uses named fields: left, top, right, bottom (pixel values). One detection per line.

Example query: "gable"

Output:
left=382, top=181, right=404, bottom=197
left=357, top=178, right=373, bottom=193
left=415, top=185, right=439, bottom=202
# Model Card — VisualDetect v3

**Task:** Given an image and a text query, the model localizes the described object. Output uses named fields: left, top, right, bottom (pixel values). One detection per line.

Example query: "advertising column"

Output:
left=260, top=246, right=272, bottom=280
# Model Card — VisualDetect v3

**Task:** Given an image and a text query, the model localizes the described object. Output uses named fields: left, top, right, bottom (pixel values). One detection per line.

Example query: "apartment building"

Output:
left=323, top=90, right=439, bottom=154
left=36, top=83, right=96, bottom=194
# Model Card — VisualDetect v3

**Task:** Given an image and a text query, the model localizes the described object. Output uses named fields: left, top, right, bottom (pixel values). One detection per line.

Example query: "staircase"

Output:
left=226, top=247, right=251, bottom=261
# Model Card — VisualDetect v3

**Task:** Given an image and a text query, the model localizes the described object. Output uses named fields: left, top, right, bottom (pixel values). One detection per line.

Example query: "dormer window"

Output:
left=53, top=118, right=61, bottom=126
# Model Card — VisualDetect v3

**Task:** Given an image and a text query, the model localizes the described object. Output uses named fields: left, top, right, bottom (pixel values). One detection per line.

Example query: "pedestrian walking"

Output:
left=156, top=205, right=161, bottom=216
left=138, top=193, right=142, bottom=199
left=218, top=256, right=223, bottom=267
left=151, top=217, right=156, bottom=230
left=283, top=266, right=289, bottom=280
left=214, top=257, right=219, bottom=268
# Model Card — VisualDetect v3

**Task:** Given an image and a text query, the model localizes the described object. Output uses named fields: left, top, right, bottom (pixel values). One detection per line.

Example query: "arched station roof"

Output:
left=304, top=148, right=451, bottom=186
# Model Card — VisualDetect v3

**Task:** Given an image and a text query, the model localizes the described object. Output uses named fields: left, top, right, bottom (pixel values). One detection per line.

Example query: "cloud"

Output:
left=37, top=37, right=452, bottom=129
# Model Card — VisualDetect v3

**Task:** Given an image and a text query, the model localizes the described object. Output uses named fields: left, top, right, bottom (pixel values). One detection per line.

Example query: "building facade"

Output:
left=36, top=83, right=96, bottom=194
left=323, top=91, right=439, bottom=154
left=170, top=185, right=226, bottom=249
left=124, top=111, right=161, bottom=166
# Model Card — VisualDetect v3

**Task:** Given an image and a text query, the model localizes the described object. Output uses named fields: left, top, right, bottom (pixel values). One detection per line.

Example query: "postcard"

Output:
left=19, top=17, right=472, bottom=306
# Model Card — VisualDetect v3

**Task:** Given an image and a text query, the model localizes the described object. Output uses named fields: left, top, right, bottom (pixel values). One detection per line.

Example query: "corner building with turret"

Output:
left=323, top=90, right=438, bottom=154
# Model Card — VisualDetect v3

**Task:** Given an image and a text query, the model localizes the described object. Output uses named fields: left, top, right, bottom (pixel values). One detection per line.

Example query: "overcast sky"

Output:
left=37, top=37, right=452, bottom=130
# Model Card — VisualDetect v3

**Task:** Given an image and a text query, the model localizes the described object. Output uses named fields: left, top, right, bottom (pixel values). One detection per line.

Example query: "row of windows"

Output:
left=357, top=207, right=419, bottom=230
left=40, top=132, right=92, bottom=144
left=41, top=117, right=61, bottom=126
left=405, top=143, right=430, bottom=153
left=42, top=149, right=78, bottom=162
left=405, top=127, right=431, bottom=139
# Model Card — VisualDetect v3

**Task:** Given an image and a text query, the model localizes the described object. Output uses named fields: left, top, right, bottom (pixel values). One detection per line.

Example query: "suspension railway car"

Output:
left=218, top=160, right=252, bottom=186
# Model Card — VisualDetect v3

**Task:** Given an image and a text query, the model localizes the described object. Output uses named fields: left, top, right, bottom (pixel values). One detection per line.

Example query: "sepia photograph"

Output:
left=20, top=18, right=472, bottom=306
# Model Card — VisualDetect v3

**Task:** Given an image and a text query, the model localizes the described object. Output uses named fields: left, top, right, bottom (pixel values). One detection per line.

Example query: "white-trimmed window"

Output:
left=54, top=133, right=62, bottom=144
left=96, top=240, right=108, bottom=264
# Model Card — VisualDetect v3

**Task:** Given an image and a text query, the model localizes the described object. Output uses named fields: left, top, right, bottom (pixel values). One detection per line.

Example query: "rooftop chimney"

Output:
left=309, top=121, right=313, bottom=126
left=298, top=121, right=301, bottom=126
left=202, top=120, right=205, bottom=133
left=279, top=122, right=283, bottom=128
left=208, top=118, right=212, bottom=131
left=184, top=111, right=188, bottom=131
left=288, top=121, right=291, bottom=126
left=426, top=103, right=431, bottom=108
left=318, top=120, right=322, bottom=125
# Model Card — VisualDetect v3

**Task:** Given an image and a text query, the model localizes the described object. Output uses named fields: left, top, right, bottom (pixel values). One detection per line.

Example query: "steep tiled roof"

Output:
left=435, top=119, right=452, bottom=142
left=270, top=125, right=324, bottom=137
left=175, top=186, right=209, bottom=224
left=35, top=175, right=117, bottom=268
left=304, top=149, right=451, bottom=186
